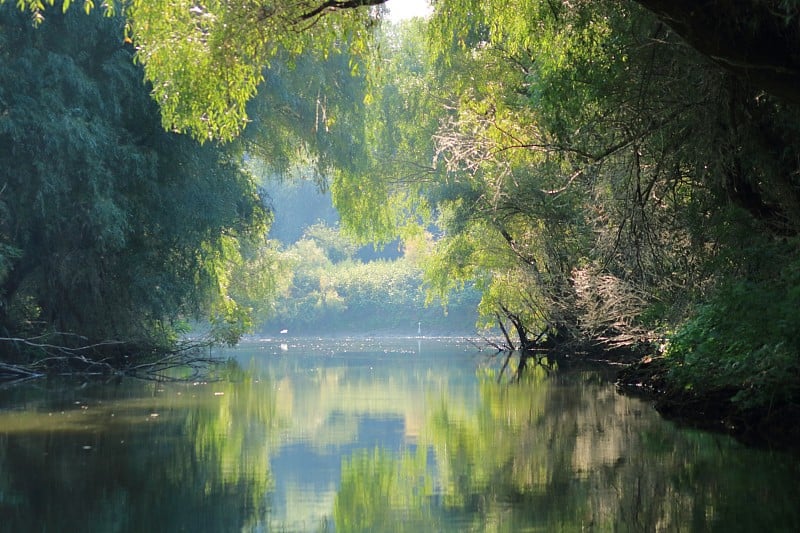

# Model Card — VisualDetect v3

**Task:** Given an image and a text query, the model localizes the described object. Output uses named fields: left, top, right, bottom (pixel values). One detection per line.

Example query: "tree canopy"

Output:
left=5, top=0, right=391, bottom=141
left=0, top=6, right=271, bottom=360
left=322, top=1, right=800, bottom=412
left=7, top=1, right=799, bottom=138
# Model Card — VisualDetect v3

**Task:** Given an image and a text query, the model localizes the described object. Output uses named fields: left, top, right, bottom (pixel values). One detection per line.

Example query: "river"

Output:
left=1, top=337, right=798, bottom=532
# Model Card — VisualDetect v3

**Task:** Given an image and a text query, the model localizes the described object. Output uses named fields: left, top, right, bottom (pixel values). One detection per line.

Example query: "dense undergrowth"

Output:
left=618, top=249, right=800, bottom=447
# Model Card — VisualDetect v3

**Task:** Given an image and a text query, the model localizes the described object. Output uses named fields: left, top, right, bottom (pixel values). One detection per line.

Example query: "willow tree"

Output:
left=9, top=1, right=798, bottom=142
left=328, top=4, right=655, bottom=351
left=325, top=0, right=800, bottom=365
left=0, top=6, right=271, bottom=360
left=414, top=0, right=800, bottom=418
left=7, top=0, right=390, bottom=141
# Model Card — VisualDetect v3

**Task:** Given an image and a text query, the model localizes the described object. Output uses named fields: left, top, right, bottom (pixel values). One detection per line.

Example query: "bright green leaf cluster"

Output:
left=5, top=0, right=385, bottom=141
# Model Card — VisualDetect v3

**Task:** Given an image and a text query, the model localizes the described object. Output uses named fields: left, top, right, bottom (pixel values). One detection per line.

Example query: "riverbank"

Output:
left=616, top=357, right=800, bottom=453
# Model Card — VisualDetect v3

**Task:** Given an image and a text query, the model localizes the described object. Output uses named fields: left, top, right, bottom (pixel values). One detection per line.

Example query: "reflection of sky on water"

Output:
left=269, top=415, right=407, bottom=530
left=246, top=337, right=478, bottom=530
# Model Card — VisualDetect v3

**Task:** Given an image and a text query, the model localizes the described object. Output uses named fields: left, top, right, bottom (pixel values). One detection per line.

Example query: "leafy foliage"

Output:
left=0, top=7, right=271, bottom=356
left=5, top=0, right=388, bottom=141
left=666, top=238, right=800, bottom=408
left=309, top=1, right=800, bottom=416
left=4, top=0, right=800, bottom=416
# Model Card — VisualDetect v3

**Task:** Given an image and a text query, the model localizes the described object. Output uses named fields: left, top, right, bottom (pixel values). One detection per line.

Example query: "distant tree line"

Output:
left=260, top=221, right=480, bottom=336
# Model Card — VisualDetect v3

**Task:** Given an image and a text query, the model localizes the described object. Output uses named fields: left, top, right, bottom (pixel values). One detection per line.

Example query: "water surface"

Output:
left=1, top=337, right=798, bottom=532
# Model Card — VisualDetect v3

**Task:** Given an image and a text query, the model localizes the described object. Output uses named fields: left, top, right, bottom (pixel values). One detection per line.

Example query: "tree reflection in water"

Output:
left=332, top=366, right=800, bottom=532
left=1, top=340, right=798, bottom=532
left=0, top=370, right=278, bottom=532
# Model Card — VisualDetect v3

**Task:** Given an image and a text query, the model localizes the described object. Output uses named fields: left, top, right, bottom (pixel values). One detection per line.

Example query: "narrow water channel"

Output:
left=1, top=337, right=798, bottom=531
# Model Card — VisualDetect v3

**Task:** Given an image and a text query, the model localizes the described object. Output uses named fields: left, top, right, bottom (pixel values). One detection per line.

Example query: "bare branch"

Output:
left=0, top=333, right=226, bottom=382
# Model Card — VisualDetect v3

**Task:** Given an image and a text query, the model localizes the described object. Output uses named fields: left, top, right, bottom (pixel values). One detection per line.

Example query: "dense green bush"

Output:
left=666, top=249, right=800, bottom=409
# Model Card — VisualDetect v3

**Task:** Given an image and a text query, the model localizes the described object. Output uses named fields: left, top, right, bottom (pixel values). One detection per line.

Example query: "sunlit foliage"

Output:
left=3, top=0, right=800, bottom=413
left=4, top=0, right=388, bottom=141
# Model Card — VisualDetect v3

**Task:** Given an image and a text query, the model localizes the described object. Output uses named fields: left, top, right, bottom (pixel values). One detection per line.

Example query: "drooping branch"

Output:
left=296, top=0, right=388, bottom=22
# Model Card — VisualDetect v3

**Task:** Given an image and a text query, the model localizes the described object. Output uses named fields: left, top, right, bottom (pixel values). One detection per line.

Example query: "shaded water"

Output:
left=1, top=337, right=798, bottom=532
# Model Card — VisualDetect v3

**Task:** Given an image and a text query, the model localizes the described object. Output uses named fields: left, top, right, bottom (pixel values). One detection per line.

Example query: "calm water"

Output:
left=1, top=337, right=798, bottom=532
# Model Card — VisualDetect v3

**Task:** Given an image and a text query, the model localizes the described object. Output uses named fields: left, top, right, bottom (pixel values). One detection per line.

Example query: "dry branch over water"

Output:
left=0, top=334, right=227, bottom=383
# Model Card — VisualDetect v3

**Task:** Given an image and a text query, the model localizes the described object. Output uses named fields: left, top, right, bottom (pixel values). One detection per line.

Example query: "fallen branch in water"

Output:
left=1, top=335, right=126, bottom=355
left=0, top=333, right=228, bottom=383
left=125, top=340, right=224, bottom=381
left=472, top=335, right=510, bottom=354
left=0, top=360, right=45, bottom=383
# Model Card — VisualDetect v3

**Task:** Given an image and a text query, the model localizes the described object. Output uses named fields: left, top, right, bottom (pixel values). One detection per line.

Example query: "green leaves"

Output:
left=125, top=0, right=383, bottom=142
left=666, top=246, right=800, bottom=408
left=6, top=0, right=385, bottom=141
left=7, top=0, right=110, bottom=25
left=0, top=6, right=271, bottom=351
left=126, top=0, right=262, bottom=141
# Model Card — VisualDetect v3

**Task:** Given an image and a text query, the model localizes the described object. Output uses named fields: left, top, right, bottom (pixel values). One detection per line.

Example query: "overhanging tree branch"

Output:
left=296, top=0, right=388, bottom=22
